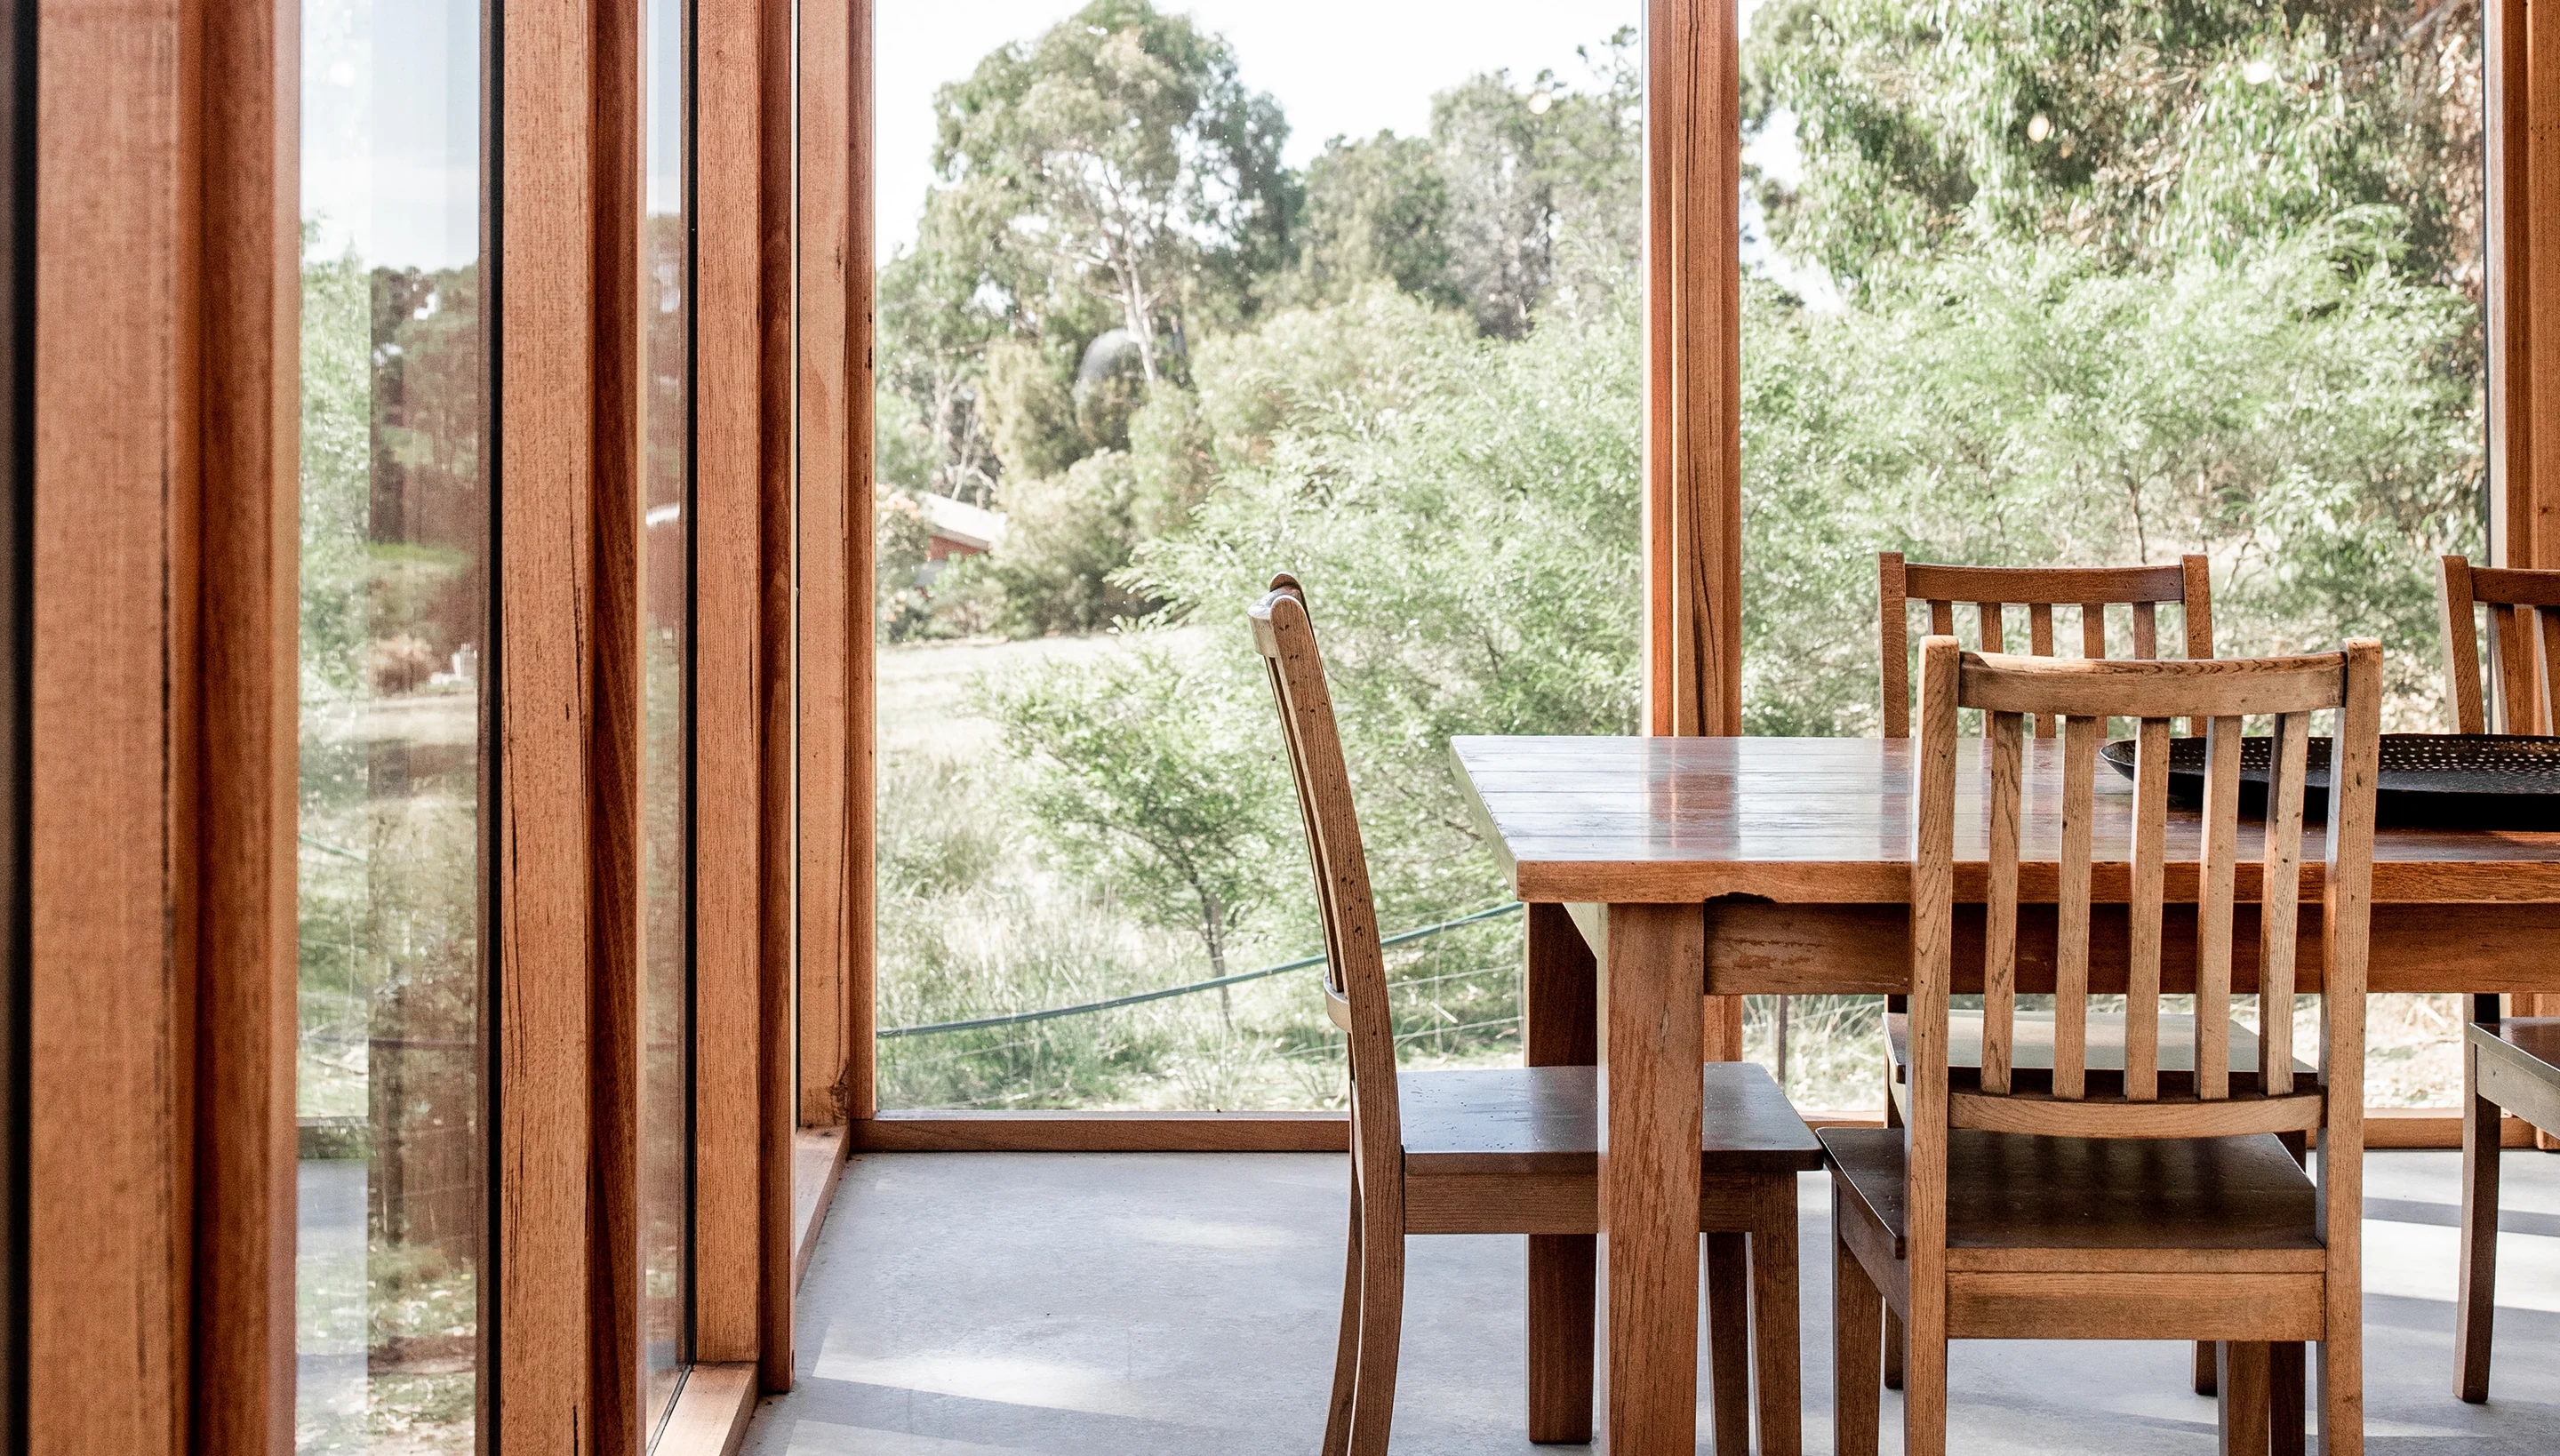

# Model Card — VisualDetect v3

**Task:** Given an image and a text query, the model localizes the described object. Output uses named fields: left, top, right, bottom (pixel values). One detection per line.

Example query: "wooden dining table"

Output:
left=1452, top=733, right=2560, bottom=1456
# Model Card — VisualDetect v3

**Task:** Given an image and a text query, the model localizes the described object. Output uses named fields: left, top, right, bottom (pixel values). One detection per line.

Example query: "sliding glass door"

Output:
left=295, top=0, right=489, bottom=1447
left=641, top=0, right=698, bottom=1427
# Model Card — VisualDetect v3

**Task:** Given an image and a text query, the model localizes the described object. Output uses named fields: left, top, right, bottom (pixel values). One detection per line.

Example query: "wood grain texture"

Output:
left=1833, top=1190, right=1884, bottom=1456
left=1980, top=713, right=2020, bottom=1093
left=1943, top=1272, right=2324, bottom=1341
left=1452, top=735, right=2560, bottom=907
left=28, top=0, right=191, bottom=1441
left=1704, top=1229, right=1750, bottom=1456
left=1879, top=556, right=2211, bottom=741
left=2444, top=556, right=2487, bottom=732
left=1596, top=901, right=1706, bottom=1456
left=1642, top=0, right=1741, bottom=741
left=851, top=1110, right=1351, bottom=1151
left=1517, top=903, right=1598, bottom=1443
left=795, top=0, right=852, bottom=1128
left=695, top=0, right=766, bottom=1367
left=844, top=0, right=879, bottom=1124
left=655, top=1362, right=760, bottom=1456
left=2319, top=641, right=2382, bottom=1456
left=2522, top=0, right=2560, bottom=572
left=2488, top=0, right=2534, bottom=571
left=1750, top=1172, right=1804, bottom=1456
left=756, top=0, right=796, bottom=1393
left=590, top=0, right=646, bottom=1441
left=792, top=1125, right=846, bottom=1287
left=193, top=0, right=300, bottom=1444
left=497, top=0, right=604, bottom=1437
left=2260, top=713, right=2309, bottom=1096
left=2126, top=717, right=2170, bottom=1100
left=2457, top=1028, right=2500, bottom=1403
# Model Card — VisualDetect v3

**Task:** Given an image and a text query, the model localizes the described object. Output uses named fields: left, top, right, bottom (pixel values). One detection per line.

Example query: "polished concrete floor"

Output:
left=741, top=1148, right=2560, bottom=1453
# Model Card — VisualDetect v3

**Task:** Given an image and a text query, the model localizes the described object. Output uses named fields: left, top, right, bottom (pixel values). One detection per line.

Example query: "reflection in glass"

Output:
left=295, top=0, right=486, bottom=1450
left=640, top=0, right=695, bottom=1425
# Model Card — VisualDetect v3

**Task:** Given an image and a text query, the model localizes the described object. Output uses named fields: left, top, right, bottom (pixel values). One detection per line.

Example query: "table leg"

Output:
left=1524, top=903, right=1596, bottom=1443
left=1705, top=1231, right=1751, bottom=1454
left=1598, top=902, right=1705, bottom=1455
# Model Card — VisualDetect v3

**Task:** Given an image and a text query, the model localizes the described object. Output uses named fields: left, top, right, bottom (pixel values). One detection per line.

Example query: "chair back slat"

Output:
left=2257, top=711, right=2311, bottom=1097
left=2529, top=604, right=2549, bottom=737
left=1916, top=638, right=2379, bottom=1145
left=1980, top=710, right=2024, bottom=1093
left=2053, top=714, right=2099, bottom=1100
left=1250, top=576, right=1401, bottom=1158
left=2441, top=555, right=2560, bottom=736
left=2124, top=717, right=2171, bottom=1101
left=2193, top=715, right=2246, bottom=1100
left=1880, top=552, right=2214, bottom=740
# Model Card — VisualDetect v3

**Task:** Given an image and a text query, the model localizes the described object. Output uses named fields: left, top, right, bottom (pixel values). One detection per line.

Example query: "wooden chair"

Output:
left=1879, top=552, right=2250, bottom=1396
left=2439, top=555, right=2560, bottom=1400
left=1250, top=575, right=1826, bottom=1456
left=2438, top=553, right=2560, bottom=735
left=1828, top=636, right=2382, bottom=1456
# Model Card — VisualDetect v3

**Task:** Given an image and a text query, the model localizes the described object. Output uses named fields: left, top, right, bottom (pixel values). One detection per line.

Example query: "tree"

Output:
left=1743, top=0, right=2484, bottom=297
left=931, top=0, right=1297, bottom=388
left=1292, top=132, right=1459, bottom=310
left=981, top=643, right=1289, bottom=983
left=1132, top=286, right=1644, bottom=917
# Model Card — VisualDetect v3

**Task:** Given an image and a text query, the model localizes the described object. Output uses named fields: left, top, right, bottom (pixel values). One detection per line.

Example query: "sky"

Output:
left=298, top=0, right=1816, bottom=291
left=874, top=1, right=1644, bottom=258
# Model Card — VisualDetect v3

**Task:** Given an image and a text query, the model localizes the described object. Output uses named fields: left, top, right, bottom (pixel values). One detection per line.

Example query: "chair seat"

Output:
left=1889, top=1009, right=2315, bottom=1087
left=1398, top=1062, right=1824, bottom=1176
left=1821, top=1126, right=2321, bottom=1268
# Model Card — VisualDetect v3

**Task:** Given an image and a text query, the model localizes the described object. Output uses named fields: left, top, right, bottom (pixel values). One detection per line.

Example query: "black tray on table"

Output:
left=2098, top=733, right=2560, bottom=828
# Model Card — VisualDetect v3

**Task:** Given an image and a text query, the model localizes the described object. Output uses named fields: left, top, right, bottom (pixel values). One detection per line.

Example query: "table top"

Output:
left=1452, top=735, right=2560, bottom=906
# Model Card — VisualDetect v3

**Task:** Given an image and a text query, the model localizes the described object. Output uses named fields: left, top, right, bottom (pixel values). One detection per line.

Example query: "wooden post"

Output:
left=697, top=0, right=772, bottom=1371
left=1646, top=0, right=1746, bottom=1061
left=845, top=0, right=880, bottom=1124
left=796, top=0, right=856, bottom=1130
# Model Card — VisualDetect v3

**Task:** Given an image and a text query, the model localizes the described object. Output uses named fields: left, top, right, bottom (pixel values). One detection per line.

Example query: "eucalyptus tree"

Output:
left=930, top=0, right=1297, bottom=388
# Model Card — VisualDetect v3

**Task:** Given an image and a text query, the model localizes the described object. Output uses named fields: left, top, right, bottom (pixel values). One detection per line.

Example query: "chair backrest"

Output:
left=1881, top=552, right=2214, bottom=740
left=2438, top=555, right=2560, bottom=734
left=1908, top=636, right=2379, bottom=1153
left=1250, top=574, right=1401, bottom=1162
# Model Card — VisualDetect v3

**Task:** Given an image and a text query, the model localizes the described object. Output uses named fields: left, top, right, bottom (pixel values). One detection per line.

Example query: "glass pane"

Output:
left=640, top=0, right=694, bottom=1426
left=296, top=0, right=487, bottom=1449
left=1738, top=0, right=2487, bottom=1108
left=872, top=2, right=1640, bottom=1109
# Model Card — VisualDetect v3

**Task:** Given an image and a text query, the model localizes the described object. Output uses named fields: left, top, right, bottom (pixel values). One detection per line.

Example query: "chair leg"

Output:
left=2270, top=1343, right=2306, bottom=1456
left=2195, top=1340, right=2219, bottom=1396
left=1524, top=1234, right=1595, bottom=1443
left=1705, top=1231, right=1753, bottom=1456
left=1901, top=1300, right=1948, bottom=1456
left=1881, top=1041, right=1906, bottom=1396
left=1323, top=1180, right=1360, bottom=1456
left=2456, top=1039, right=2500, bottom=1404
left=1344, top=1176, right=1405, bottom=1456
left=1831, top=1195, right=1883, bottom=1456
left=1884, top=1306, right=1904, bottom=1389
left=2317, top=1315, right=2362, bottom=1456
left=1750, top=1177, right=1804, bottom=1456
left=2218, top=1342, right=2269, bottom=1456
